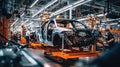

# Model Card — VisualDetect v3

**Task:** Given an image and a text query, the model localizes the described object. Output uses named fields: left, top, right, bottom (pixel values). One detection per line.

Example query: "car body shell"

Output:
left=36, top=19, right=93, bottom=47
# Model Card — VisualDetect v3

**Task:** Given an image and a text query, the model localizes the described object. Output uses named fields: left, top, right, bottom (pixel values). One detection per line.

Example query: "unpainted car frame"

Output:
left=37, top=19, right=94, bottom=50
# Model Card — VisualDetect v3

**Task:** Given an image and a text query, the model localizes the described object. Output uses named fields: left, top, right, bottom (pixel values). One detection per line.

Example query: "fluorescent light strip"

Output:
left=51, top=0, right=84, bottom=16
left=73, top=0, right=91, bottom=8
left=11, top=18, right=19, bottom=27
left=32, top=18, right=40, bottom=20
left=73, top=0, right=85, bottom=5
left=51, top=0, right=91, bottom=16
left=21, top=19, right=29, bottom=25
left=77, top=14, right=104, bottom=21
left=30, top=0, right=39, bottom=8
left=32, top=0, right=58, bottom=18
left=26, top=21, right=34, bottom=26
left=21, top=13, right=25, bottom=17
left=77, top=18, right=87, bottom=21
left=13, top=13, right=25, bottom=27
left=110, top=23, right=118, bottom=25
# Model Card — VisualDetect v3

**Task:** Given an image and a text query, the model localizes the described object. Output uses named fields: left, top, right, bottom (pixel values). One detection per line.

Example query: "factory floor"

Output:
left=20, top=42, right=100, bottom=67
left=27, top=47, right=98, bottom=67
left=27, top=48, right=78, bottom=67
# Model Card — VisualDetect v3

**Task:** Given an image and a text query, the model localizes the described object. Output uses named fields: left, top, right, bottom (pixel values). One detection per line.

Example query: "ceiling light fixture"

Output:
left=51, top=0, right=91, bottom=16
left=11, top=18, right=19, bottom=27
left=26, top=21, right=34, bottom=26
left=21, top=13, right=25, bottom=17
left=18, top=13, right=25, bottom=26
left=77, top=14, right=104, bottom=21
left=11, top=13, right=25, bottom=27
left=32, top=0, right=58, bottom=18
left=30, top=0, right=39, bottom=8
left=21, top=19, right=29, bottom=25
left=73, top=0, right=91, bottom=8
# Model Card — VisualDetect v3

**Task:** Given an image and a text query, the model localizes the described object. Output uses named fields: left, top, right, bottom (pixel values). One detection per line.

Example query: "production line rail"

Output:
left=29, top=42, right=101, bottom=63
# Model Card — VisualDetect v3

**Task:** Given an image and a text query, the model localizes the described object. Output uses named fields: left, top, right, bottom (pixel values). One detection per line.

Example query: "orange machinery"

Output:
left=43, top=46, right=100, bottom=63
left=0, top=16, right=9, bottom=40
left=30, top=42, right=100, bottom=63
left=20, top=25, right=27, bottom=44
left=88, top=15, right=99, bottom=29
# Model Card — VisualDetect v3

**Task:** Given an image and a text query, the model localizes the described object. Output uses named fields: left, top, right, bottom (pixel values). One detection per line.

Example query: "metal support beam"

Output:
left=32, top=0, right=58, bottom=18
left=69, top=7, right=72, bottom=19
left=51, top=0, right=91, bottom=16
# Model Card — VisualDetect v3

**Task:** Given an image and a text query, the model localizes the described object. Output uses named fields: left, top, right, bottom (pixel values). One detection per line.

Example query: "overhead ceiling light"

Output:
left=110, top=23, right=118, bottom=25
left=73, top=0, right=85, bottom=5
left=73, top=0, right=91, bottom=8
left=21, top=19, right=29, bottom=25
left=11, top=18, right=19, bottom=27
left=32, top=18, right=40, bottom=20
left=51, top=0, right=91, bottom=16
left=26, top=21, right=34, bottom=26
left=77, top=18, right=87, bottom=21
left=21, top=13, right=25, bottom=17
left=30, top=0, right=39, bottom=8
left=32, top=0, right=58, bottom=18
left=77, top=14, right=104, bottom=21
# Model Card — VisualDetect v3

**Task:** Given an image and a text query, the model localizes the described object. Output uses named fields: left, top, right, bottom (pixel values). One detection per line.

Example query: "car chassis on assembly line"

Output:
left=36, top=18, right=100, bottom=63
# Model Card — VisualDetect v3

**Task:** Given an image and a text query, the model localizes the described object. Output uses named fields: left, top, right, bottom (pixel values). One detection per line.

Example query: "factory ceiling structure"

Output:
left=0, top=0, right=120, bottom=33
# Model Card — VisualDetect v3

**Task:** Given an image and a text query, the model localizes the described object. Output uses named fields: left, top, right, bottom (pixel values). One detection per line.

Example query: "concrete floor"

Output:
left=26, top=47, right=97, bottom=67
